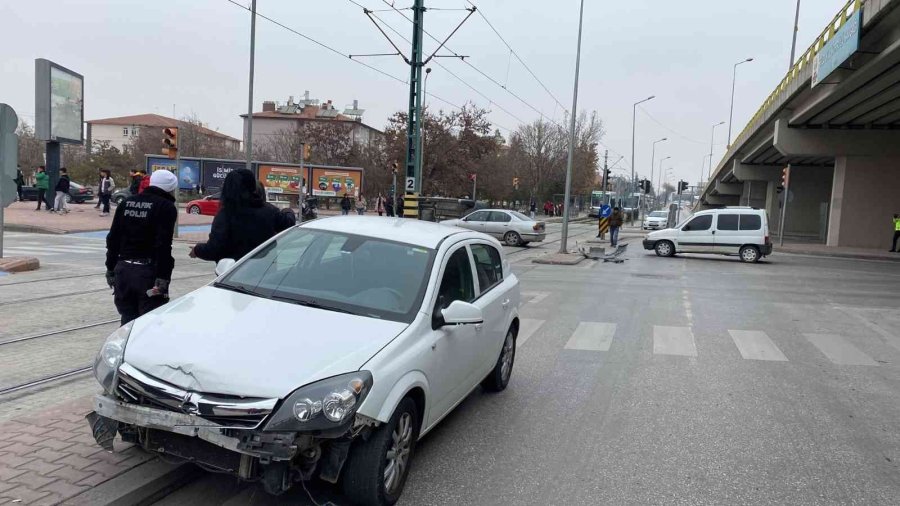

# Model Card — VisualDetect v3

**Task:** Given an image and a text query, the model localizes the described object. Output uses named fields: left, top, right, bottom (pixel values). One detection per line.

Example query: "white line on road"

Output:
left=1, top=249, right=63, bottom=256
left=564, top=322, right=617, bottom=351
left=516, top=319, right=546, bottom=349
left=804, top=334, right=878, bottom=366
left=728, top=330, right=788, bottom=361
left=653, top=326, right=697, bottom=357
left=523, top=292, right=550, bottom=306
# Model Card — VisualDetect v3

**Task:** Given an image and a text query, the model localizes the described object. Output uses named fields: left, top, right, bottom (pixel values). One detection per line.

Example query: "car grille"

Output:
left=116, top=363, right=279, bottom=429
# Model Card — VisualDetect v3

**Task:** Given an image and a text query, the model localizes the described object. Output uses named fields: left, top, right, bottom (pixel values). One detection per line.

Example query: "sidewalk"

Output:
left=3, top=202, right=214, bottom=234
left=776, top=242, right=900, bottom=262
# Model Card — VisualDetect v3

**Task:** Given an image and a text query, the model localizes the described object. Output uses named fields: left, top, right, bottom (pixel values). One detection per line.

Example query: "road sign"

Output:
left=0, top=104, right=19, bottom=208
left=599, top=204, right=612, bottom=218
left=405, top=177, right=416, bottom=192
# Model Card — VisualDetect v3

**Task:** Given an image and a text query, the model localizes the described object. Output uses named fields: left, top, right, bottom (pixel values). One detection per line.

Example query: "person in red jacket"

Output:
left=138, top=171, right=151, bottom=194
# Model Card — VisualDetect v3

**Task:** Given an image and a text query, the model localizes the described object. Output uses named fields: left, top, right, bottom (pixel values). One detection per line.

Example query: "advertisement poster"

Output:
left=146, top=157, right=201, bottom=191
left=312, top=167, right=362, bottom=197
left=258, top=165, right=306, bottom=195
left=49, top=66, right=83, bottom=143
left=201, top=160, right=245, bottom=193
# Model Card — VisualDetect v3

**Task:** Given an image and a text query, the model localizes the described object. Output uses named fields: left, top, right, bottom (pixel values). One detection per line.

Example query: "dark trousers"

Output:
left=113, top=262, right=167, bottom=325
left=892, top=231, right=900, bottom=251
left=36, top=189, right=47, bottom=209
left=16, top=185, right=22, bottom=201
left=610, top=226, right=620, bottom=247
left=100, top=193, right=111, bottom=213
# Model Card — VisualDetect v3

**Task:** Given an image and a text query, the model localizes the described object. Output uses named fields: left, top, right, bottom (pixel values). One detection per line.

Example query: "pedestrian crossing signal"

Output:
left=162, top=127, right=178, bottom=159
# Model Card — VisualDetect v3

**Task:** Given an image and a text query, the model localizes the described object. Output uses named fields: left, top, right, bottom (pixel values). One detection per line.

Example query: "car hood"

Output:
left=439, top=219, right=463, bottom=227
left=123, top=286, right=408, bottom=398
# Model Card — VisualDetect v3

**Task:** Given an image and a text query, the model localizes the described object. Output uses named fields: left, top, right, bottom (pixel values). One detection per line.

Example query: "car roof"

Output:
left=696, top=207, right=763, bottom=214
left=302, top=216, right=467, bottom=249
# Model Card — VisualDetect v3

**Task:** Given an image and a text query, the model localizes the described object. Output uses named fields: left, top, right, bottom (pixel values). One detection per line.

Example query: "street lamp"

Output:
left=649, top=137, right=667, bottom=206
left=657, top=156, right=671, bottom=200
left=559, top=0, right=585, bottom=254
left=705, top=121, right=725, bottom=185
left=790, top=0, right=801, bottom=67
left=727, top=58, right=753, bottom=147
left=630, top=95, right=655, bottom=224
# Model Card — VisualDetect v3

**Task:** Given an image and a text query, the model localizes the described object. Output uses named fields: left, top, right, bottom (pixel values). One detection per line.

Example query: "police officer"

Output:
left=891, top=214, right=900, bottom=252
left=105, top=170, right=178, bottom=325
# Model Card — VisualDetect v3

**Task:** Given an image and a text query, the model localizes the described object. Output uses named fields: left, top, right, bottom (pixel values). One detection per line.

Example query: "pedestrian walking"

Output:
left=609, top=206, right=624, bottom=247
left=94, top=168, right=103, bottom=209
left=105, top=170, right=179, bottom=325
left=54, top=167, right=71, bottom=214
left=98, top=169, right=115, bottom=216
left=385, top=198, right=395, bottom=217
left=340, top=193, right=352, bottom=215
left=189, top=168, right=296, bottom=263
left=34, top=166, right=49, bottom=211
left=129, top=170, right=143, bottom=195
left=376, top=194, right=386, bottom=216
left=530, top=199, right=537, bottom=219
left=890, top=213, right=900, bottom=252
left=356, top=194, right=367, bottom=215
left=14, top=165, right=25, bottom=202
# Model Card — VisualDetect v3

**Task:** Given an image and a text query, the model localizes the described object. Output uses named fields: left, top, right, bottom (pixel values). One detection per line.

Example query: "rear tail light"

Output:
left=79, top=189, right=87, bottom=193
left=533, top=223, right=544, bottom=231
left=765, top=235, right=770, bottom=244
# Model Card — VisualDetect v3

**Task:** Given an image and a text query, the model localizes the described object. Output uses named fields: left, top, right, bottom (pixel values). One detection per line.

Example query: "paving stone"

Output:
left=0, top=443, right=40, bottom=457
left=30, top=492, right=65, bottom=506
left=52, top=454, right=95, bottom=470
left=0, top=485, right=51, bottom=504
left=64, top=443, right=101, bottom=459
left=0, top=453, right=34, bottom=468
left=46, top=466, right=95, bottom=485
left=31, top=438, right=75, bottom=453
left=80, top=459, right=128, bottom=480
left=38, top=479, right=88, bottom=501
left=75, top=471, right=110, bottom=488
left=25, top=448, right=68, bottom=463
left=8, top=470, right=58, bottom=490
left=10, top=434, right=44, bottom=446
left=0, top=466, right=27, bottom=482
left=18, top=459, right=64, bottom=476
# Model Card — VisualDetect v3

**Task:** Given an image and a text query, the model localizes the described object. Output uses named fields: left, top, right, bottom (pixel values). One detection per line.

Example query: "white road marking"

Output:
left=516, top=319, right=546, bottom=348
left=564, top=322, right=616, bottom=351
left=653, top=326, right=697, bottom=357
left=728, top=330, right=788, bottom=362
left=804, top=333, right=878, bottom=366
left=522, top=291, right=550, bottom=306
left=1, top=248, right=62, bottom=256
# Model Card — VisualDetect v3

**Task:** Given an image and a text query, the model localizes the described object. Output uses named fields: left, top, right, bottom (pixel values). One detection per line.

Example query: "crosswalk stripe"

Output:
left=565, top=322, right=616, bottom=351
left=525, top=292, right=549, bottom=306
left=728, top=330, right=788, bottom=362
left=516, top=319, right=546, bottom=349
left=804, top=333, right=878, bottom=366
left=653, top=326, right=697, bottom=357
left=1, top=248, right=62, bottom=256
left=15, top=246, right=106, bottom=253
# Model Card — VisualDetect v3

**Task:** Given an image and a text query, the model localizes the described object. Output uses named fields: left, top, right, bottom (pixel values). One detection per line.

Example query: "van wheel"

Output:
left=654, top=240, right=675, bottom=257
left=739, top=245, right=760, bottom=263
left=342, top=397, right=420, bottom=506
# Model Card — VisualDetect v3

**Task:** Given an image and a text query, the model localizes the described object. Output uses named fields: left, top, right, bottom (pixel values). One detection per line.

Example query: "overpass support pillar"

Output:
left=828, top=156, right=900, bottom=249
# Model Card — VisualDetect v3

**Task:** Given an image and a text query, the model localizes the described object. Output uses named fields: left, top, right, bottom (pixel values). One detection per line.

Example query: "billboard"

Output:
left=259, top=164, right=306, bottom=195
left=35, top=59, right=84, bottom=144
left=201, top=160, right=245, bottom=193
left=146, top=156, right=201, bottom=190
left=812, top=9, right=861, bottom=88
left=311, top=167, right=362, bottom=197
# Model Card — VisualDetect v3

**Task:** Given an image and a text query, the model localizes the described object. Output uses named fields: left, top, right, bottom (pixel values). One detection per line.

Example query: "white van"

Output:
left=642, top=207, right=772, bottom=263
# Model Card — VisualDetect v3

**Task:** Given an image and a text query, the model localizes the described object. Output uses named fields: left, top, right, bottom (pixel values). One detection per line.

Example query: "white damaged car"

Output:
left=87, top=217, right=520, bottom=505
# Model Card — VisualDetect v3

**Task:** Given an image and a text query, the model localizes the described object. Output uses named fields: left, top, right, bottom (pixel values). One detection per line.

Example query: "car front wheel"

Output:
left=739, top=245, right=761, bottom=263
left=342, top=397, right=420, bottom=506
left=188, top=205, right=201, bottom=215
left=482, top=327, right=516, bottom=392
left=655, top=240, right=675, bottom=257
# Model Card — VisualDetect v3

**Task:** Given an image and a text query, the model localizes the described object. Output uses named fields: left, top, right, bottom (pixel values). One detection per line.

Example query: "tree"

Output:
left=16, top=121, right=44, bottom=181
left=124, top=114, right=241, bottom=171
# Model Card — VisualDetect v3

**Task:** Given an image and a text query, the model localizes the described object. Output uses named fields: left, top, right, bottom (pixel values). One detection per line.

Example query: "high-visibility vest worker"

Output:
left=891, top=214, right=900, bottom=252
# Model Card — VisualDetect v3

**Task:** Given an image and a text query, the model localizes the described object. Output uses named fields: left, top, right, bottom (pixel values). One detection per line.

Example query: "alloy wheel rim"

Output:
left=659, top=243, right=670, bottom=255
left=500, top=332, right=514, bottom=382
left=384, top=412, right=413, bottom=494
left=743, top=248, right=757, bottom=261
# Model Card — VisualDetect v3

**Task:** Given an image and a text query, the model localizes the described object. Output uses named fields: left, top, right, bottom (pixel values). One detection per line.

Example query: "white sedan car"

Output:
left=441, top=209, right=546, bottom=246
left=642, top=210, right=669, bottom=230
left=87, top=217, right=520, bottom=505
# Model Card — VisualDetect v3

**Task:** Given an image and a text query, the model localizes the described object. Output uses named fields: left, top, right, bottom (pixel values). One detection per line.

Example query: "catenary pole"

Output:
left=559, top=0, right=585, bottom=254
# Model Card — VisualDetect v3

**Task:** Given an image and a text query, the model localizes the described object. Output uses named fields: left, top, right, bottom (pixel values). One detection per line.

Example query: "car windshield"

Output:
left=509, top=211, right=533, bottom=221
left=217, top=228, right=436, bottom=323
left=649, top=211, right=667, bottom=218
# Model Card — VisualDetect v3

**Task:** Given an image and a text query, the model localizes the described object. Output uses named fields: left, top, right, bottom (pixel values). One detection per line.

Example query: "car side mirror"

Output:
left=441, top=300, right=484, bottom=326
left=215, top=258, right=236, bottom=276
left=682, top=226, right=691, bottom=231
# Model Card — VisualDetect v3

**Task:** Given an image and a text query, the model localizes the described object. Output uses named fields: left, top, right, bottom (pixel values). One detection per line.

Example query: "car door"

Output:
left=675, top=214, right=715, bottom=253
left=461, top=211, right=490, bottom=234
left=484, top=211, right=512, bottom=239
left=201, top=195, right=220, bottom=215
left=713, top=213, right=741, bottom=254
left=427, top=243, right=482, bottom=420
left=469, top=242, right=511, bottom=374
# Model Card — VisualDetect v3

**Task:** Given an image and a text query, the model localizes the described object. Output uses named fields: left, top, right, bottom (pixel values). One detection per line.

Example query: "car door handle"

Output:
left=501, top=299, right=511, bottom=309
left=711, top=230, right=716, bottom=234
left=474, top=324, right=484, bottom=332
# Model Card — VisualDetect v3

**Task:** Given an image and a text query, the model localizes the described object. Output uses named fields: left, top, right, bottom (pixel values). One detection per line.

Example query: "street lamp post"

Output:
left=657, top=156, right=671, bottom=201
left=727, top=58, right=753, bottom=148
left=790, top=0, right=801, bottom=67
left=245, top=0, right=257, bottom=171
left=649, top=138, right=667, bottom=214
left=706, top=121, right=725, bottom=184
left=630, top=95, right=655, bottom=225
left=559, top=0, right=585, bottom=254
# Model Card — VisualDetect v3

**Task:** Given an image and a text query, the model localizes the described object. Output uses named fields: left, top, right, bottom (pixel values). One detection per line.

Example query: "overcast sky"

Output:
left=1, top=0, right=846, bottom=186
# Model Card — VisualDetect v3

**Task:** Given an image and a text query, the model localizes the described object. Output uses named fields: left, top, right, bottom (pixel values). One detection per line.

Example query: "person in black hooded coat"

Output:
left=190, top=168, right=296, bottom=262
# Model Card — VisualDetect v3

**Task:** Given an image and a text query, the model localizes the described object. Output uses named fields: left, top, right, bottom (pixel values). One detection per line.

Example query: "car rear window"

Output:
left=717, top=214, right=739, bottom=230
left=739, top=214, right=762, bottom=230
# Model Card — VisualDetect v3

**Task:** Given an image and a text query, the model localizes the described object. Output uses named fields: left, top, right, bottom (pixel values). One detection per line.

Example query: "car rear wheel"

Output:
left=65, top=194, right=72, bottom=204
left=188, top=205, right=201, bottom=215
left=739, top=245, right=760, bottom=263
left=482, top=327, right=516, bottom=392
left=655, top=240, right=675, bottom=257
left=114, top=196, right=126, bottom=206
left=342, top=397, right=419, bottom=506
left=504, top=231, right=522, bottom=247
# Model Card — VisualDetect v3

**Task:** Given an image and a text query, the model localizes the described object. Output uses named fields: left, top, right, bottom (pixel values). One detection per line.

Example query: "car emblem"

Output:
left=181, top=392, right=200, bottom=415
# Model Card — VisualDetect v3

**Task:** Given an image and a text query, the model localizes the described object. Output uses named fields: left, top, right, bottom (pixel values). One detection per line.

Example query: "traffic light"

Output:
left=603, top=168, right=611, bottom=183
left=678, top=180, right=689, bottom=194
left=303, top=144, right=311, bottom=161
left=513, top=177, right=520, bottom=190
left=640, top=179, right=651, bottom=193
left=781, top=167, right=789, bottom=187
left=162, top=127, right=178, bottom=159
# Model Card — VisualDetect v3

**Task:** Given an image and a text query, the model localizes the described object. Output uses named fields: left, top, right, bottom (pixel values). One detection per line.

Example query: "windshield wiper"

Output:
left=213, top=282, right=260, bottom=297
left=270, top=294, right=355, bottom=315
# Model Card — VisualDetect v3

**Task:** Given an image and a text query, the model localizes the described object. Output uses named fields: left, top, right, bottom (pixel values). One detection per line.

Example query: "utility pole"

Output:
left=790, top=0, right=801, bottom=68
left=245, top=0, right=257, bottom=171
left=559, top=0, right=585, bottom=254
left=602, top=150, right=609, bottom=192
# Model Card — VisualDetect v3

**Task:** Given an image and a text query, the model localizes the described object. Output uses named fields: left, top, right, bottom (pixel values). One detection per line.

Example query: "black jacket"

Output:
left=193, top=202, right=296, bottom=262
left=129, top=174, right=142, bottom=194
left=15, top=170, right=25, bottom=186
left=340, top=197, right=352, bottom=211
left=105, top=186, right=178, bottom=280
left=55, top=175, right=70, bottom=193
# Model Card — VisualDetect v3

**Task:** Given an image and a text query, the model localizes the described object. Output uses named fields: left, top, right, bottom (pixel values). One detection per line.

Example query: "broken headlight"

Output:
left=92, top=322, right=133, bottom=393
left=264, top=371, right=373, bottom=432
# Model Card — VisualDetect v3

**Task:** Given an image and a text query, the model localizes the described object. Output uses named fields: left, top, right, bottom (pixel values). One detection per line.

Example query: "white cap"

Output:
left=149, top=170, right=178, bottom=193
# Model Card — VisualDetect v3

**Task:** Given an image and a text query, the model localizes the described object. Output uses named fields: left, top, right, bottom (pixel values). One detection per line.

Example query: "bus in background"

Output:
left=589, top=190, right=618, bottom=217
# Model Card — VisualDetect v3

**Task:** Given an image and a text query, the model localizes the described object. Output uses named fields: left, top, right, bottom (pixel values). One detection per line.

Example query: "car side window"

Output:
left=435, top=247, right=476, bottom=314
left=717, top=214, right=739, bottom=230
left=682, top=215, right=712, bottom=231
left=466, top=211, right=489, bottom=222
left=739, top=214, right=761, bottom=230
left=470, top=244, right=503, bottom=293
left=489, top=212, right=511, bottom=223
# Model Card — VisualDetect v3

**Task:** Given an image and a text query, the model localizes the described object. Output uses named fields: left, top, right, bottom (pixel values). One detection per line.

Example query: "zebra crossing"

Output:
left=1, top=240, right=107, bottom=257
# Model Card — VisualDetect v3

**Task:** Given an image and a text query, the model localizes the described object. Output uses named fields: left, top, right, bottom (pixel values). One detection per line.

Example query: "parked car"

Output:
left=112, top=188, right=132, bottom=206
left=186, top=194, right=221, bottom=215
left=642, top=210, right=669, bottom=230
left=440, top=209, right=546, bottom=246
left=87, top=217, right=521, bottom=503
left=20, top=181, right=94, bottom=204
left=642, top=207, right=771, bottom=263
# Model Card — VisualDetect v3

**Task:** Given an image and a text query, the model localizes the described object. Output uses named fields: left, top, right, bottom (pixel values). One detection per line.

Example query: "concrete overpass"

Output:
left=702, top=0, right=900, bottom=250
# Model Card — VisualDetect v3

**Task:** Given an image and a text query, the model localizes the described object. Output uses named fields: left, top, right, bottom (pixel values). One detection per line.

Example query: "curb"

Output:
left=532, top=254, right=585, bottom=265
left=60, top=459, right=201, bottom=506
left=4, top=223, right=68, bottom=234
left=775, top=248, right=900, bottom=262
left=0, top=256, right=40, bottom=273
